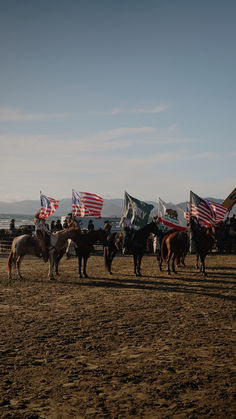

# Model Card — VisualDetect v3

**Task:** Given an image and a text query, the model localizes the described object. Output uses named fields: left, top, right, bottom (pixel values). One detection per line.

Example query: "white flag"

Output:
left=158, top=198, right=187, bottom=231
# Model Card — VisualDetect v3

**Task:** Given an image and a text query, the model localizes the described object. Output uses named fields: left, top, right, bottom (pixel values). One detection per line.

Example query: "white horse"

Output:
left=8, top=228, right=82, bottom=280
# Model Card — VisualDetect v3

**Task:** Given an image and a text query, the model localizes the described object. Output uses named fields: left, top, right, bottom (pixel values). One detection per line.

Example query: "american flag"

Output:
left=189, top=191, right=228, bottom=226
left=40, top=193, right=59, bottom=219
left=184, top=201, right=190, bottom=221
left=208, top=200, right=228, bottom=223
left=72, top=189, right=103, bottom=219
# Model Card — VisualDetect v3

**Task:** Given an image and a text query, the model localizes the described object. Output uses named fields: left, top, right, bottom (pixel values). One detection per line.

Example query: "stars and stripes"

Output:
left=208, top=200, right=228, bottom=223
left=189, top=191, right=228, bottom=226
left=39, top=193, right=59, bottom=219
left=72, top=189, right=103, bottom=218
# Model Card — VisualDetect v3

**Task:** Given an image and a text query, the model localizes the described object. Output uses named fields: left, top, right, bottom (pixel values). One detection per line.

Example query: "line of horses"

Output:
left=7, top=219, right=217, bottom=281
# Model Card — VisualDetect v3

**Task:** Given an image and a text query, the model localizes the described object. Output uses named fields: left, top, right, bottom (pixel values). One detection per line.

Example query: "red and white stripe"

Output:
left=189, top=191, right=228, bottom=226
left=72, top=190, right=103, bottom=219
left=40, top=194, right=59, bottom=219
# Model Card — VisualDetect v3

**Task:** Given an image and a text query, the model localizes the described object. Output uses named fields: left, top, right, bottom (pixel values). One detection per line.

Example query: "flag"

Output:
left=208, top=200, right=228, bottom=223
left=184, top=202, right=190, bottom=221
left=158, top=198, right=187, bottom=231
left=39, top=193, right=59, bottom=219
left=222, top=187, right=236, bottom=211
left=190, top=191, right=227, bottom=226
left=72, top=189, right=103, bottom=218
left=124, top=191, right=154, bottom=228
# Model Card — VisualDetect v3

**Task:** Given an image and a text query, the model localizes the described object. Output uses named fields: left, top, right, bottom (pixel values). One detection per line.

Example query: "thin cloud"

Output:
left=169, top=122, right=178, bottom=132
left=0, top=107, right=69, bottom=122
left=0, top=126, right=155, bottom=154
left=90, top=104, right=170, bottom=115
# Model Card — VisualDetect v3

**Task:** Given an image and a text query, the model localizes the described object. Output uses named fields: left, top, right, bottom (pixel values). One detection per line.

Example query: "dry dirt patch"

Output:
left=0, top=253, right=235, bottom=418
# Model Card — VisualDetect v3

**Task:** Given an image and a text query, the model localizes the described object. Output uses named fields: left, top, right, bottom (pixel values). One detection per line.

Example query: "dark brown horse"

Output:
left=55, top=229, right=107, bottom=278
left=159, top=229, right=189, bottom=275
left=104, top=221, right=160, bottom=276
left=190, top=218, right=217, bottom=278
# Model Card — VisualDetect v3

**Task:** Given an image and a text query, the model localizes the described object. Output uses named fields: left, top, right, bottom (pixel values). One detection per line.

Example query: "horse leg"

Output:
left=78, top=255, right=82, bottom=278
left=195, top=253, right=199, bottom=269
left=16, top=256, right=23, bottom=279
left=108, top=250, right=115, bottom=275
left=55, top=250, right=65, bottom=276
left=172, top=254, right=177, bottom=274
left=107, top=250, right=112, bottom=275
left=167, top=251, right=172, bottom=275
left=200, top=254, right=207, bottom=278
left=83, top=256, right=89, bottom=278
left=7, top=249, right=14, bottom=279
left=137, top=255, right=142, bottom=276
left=48, top=253, right=55, bottom=280
left=158, top=254, right=163, bottom=272
left=133, top=254, right=138, bottom=276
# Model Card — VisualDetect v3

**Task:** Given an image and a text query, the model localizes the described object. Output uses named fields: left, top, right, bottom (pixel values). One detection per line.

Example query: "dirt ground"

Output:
left=0, top=252, right=235, bottom=418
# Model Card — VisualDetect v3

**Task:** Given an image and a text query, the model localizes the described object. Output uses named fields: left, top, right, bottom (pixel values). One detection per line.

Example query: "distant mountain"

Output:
left=0, top=197, right=234, bottom=217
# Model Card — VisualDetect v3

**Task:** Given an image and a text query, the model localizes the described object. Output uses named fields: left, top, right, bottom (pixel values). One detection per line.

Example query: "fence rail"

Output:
left=0, top=239, right=12, bottom=255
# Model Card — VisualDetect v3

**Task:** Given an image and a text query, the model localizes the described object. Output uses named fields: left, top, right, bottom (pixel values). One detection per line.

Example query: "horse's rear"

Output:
left=8, top=234, right=40, bottom=279
left=195, top=227, right=216, bottom=277
left=104, top=232, right=123, bottom=275
left=160, top=230, right=189, bottom=274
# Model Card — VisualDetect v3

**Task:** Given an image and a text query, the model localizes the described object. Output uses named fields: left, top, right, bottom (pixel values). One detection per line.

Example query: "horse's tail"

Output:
left=7, top=239, right=16, bottom=278
left=104, top=246, right=110, bottom=271
left=161, top=237, right=168, bottom=262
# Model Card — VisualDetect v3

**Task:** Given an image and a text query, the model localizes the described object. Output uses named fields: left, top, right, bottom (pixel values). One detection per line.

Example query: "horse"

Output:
left=8, top=227, right=82, bottom=280
left=159, top=229, right=189, bottom=275
left=104, top=221, right=160, bottom=276
left=8, top=234, right=42, bottom=279
left=190, top=218, right=217, bottom=278
left=55, top=229, right=108, bottom=278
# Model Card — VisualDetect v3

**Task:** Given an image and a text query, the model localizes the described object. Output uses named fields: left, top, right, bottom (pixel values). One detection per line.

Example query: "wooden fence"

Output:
left=0, top=239, right=12, bottom=255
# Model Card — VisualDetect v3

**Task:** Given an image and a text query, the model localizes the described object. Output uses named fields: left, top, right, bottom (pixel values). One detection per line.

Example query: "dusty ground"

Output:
left=0, top=252, right=235, bottom=418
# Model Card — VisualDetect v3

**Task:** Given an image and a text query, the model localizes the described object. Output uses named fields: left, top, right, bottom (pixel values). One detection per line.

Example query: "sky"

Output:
left=1, top=0, right=235, bottom=204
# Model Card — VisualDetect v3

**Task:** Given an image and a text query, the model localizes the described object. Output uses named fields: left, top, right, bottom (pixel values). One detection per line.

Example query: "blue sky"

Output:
left=1, top=0, right=235, bottom=204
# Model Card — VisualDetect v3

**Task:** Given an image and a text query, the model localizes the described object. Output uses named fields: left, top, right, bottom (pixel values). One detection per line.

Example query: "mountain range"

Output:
left=0, top=197, right=234, bottom=217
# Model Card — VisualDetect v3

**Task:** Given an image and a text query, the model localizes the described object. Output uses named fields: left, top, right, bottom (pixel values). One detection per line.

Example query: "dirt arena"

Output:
left=0, top=252, right=235, bottom=418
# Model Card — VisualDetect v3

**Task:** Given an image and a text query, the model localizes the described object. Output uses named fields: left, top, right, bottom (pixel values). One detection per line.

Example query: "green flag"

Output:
left=124, top=191, right=154, bottom=228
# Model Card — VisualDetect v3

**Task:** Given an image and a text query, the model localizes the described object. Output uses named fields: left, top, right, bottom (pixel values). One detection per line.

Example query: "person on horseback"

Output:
left=67, top=214, right=81, bottom=229
left=103, top=220, right=111, bottom=237
left=88, top=219, right=95, bottom=232
left=66, top=214, right=81, bottom=258
left=188, top=215, right=202, bottom=253
left=34, top=211, right=50, bottom=262
left=119, top=215, right=133, bottom=253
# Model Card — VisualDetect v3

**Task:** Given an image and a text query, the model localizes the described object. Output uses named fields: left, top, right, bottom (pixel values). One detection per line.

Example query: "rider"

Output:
left=119, top=215, right=132, bottom=253
left=67, top=214, right=81, bottom=229
left=34, top=211, right=50, bottom=262
left=188, top=215, right=201, bottom=254
left=103, top=220, right=111, bottom=237
left=88, top=219, right=95, bottom=232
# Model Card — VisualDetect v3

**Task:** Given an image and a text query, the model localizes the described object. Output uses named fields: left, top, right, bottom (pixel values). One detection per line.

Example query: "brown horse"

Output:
left=159, top=230, right=189, bottom=275
left=190, top=218, right=217, bottom=278
left=8, top=227, right=82, bottom=280
left=55, top=229, right=108, bottom=278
